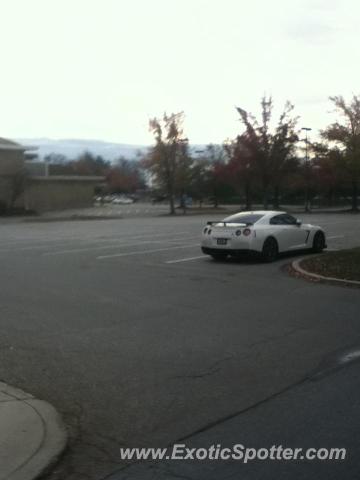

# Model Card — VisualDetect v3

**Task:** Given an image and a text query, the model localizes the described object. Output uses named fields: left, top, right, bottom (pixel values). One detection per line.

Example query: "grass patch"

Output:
left=301, top=247, right=360, bottom=282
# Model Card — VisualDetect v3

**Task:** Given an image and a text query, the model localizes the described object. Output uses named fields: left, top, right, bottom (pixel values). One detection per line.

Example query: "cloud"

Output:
left=286, top=19, right=339, bottom=44
left=297, top=96, right=329, bottom=106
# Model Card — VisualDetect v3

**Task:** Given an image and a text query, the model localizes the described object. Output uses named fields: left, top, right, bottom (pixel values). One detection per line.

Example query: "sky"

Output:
left=0, top=0, right=359, bottom=145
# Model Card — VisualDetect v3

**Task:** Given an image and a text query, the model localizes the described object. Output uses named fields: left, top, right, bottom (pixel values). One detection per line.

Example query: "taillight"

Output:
left=243, top=228, right=251, bottom=236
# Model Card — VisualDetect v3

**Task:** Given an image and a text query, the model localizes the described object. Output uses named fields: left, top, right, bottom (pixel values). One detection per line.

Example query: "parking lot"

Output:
left=0, top=212, right=359, bottom=479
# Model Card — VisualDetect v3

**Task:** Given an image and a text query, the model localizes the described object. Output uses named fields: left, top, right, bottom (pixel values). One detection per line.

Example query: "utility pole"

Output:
left=302, top=127, right=312, bottom=213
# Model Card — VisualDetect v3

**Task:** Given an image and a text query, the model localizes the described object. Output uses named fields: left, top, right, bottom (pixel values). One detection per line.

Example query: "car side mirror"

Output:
left=296, top=219, right=302, bottom=226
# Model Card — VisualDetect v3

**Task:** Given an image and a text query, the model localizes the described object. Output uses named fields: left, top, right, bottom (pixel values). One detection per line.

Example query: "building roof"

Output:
left=29, top=175, right=105, bottom=182
left=0, top=137, right=26, bottom=151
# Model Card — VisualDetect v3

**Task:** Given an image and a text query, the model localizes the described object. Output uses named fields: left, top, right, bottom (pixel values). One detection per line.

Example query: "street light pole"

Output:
left=302, top=127, right=312, bottom=213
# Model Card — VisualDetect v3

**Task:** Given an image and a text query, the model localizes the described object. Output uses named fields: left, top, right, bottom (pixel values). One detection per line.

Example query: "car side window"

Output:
left=282, top=214, right=297, bottom=225
left=270, top=215, right=285, bottom=225
left=270, top=214, right=297, bottom=225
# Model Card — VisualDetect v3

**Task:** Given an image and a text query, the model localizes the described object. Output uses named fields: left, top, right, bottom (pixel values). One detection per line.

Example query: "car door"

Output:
left=281, top=214, right=309, bottom=250
left=269, top=214, right=308, bottom=251
left=269, top=214, right=291, bottom=251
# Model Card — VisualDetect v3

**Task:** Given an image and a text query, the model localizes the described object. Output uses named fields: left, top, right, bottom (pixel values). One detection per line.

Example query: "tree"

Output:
left=72, top=151, right=110, bottom=176
left=270, top=107, right=299, bottom=208
left=225, top=138, right=255, bottom=209
left=204, top=144, right=227, bottom=208
left=189, top=156, right=210, bottom=206
left=43, top=153, right=69, bottom=164
left=106, top=157, right=145, bottom=193
left=235, top=96, right=299, bottom=209
left=145, top=112, right=191, bottom=214
left=322, top=95, right=360, bottom=211
left=310, top=142, right=344, bottom=207
left=190, top=145, right=227, bottom=207
left=175, top=140, right=193, bottom=211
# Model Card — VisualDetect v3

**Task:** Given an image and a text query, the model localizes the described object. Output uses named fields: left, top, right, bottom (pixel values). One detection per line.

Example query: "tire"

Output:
left=262, top=237, right=279, bottom=263
left=312, top=231, right=326, bottom=253
left=211, top=253, right=228, bottom=261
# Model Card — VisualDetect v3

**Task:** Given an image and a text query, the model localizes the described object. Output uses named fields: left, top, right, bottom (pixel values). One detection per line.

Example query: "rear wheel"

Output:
left=262, top=237, right=278, bottom=262
left=312, top=231, right=326, bottom=253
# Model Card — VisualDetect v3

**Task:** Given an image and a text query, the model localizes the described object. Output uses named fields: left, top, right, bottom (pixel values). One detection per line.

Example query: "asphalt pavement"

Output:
left=110, top=357, right=360, bottom=480
left=0, top=211, right=359, bottom=479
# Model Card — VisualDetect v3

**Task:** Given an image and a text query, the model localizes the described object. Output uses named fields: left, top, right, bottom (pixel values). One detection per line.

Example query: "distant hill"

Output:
left=15, top=138, right=149, bottom=162
left=15, top=138, right=209, bottom=163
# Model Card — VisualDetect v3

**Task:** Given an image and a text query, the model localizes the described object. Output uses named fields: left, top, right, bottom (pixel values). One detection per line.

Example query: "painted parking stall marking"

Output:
left=41, top=235, right=200, bottom=257
left=165, top=255, right=205, bottom=264
left=97, top=243, right=199, bottom=260
left=326, top=235, right=345, bottom=240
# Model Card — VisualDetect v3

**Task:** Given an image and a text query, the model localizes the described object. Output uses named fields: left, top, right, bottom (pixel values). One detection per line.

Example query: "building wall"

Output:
left=0, top=150, right=24, bottom=176
left=0, top=148, right=25, bottom=208
left=0, top=176, right=13, bottom=209
left=24, top=177, right=102, bottom=212
left=1, top=144, right=104, bottom=212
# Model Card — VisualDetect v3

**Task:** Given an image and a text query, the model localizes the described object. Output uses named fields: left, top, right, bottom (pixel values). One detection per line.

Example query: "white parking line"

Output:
left=0, top=234, right=102, bottom=247
left=327, top=235, right=345, bottom=240
left=166, top=255, right=205, bottom=264
left=321, top=220, right=357, bottom=227
left=42, top=238, right=198, bottom=256
left=97, top=243, right=199, bottom=260
left=0, top=245, right=51, bottom=254
left=0, top=232, right=198, bottom=255
left=43, top=243, right=135, bottom=256
left=0, top=237, right=108, bottom=252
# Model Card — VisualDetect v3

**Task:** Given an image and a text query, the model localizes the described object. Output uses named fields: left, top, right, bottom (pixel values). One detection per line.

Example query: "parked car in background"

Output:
left=152, top=194, right=168, bottom=204
left=111, top=195, right=134, bottom=205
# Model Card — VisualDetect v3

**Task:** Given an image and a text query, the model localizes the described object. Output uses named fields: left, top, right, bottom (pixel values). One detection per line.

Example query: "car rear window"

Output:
left=222, top=213, right=264, bottom=225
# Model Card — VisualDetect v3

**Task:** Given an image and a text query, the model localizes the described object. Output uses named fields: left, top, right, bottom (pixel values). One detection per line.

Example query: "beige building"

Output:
left=24, top=175, right=104, bottom=212
left=0, top=137, right=25, bottom=210
left=0, top=137, right=104, bottom=212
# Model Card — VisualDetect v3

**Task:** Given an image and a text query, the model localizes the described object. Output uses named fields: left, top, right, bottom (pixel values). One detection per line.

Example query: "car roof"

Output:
left=233, top=210, right=286, bottom=217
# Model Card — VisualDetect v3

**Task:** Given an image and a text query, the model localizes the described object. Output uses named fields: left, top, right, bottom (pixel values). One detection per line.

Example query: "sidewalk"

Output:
left=0, top=381, right=67, bottom=480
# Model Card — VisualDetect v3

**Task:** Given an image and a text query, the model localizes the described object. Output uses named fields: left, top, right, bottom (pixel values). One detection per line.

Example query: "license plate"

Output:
left=217, top=238, right=228, bottom=245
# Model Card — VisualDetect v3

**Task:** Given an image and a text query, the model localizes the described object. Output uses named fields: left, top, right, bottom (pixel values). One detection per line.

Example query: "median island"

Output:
left=301, top=248, right=360, bottom=282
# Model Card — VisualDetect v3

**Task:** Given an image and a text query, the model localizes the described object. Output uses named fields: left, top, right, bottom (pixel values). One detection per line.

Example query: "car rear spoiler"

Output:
left=206, top=221, right=251, bottom=227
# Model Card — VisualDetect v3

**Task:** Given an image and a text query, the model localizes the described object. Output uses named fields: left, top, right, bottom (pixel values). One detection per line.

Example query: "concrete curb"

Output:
left=0, top=382, right=67, bottom=480
left=292, top=258, right=360, bottom=287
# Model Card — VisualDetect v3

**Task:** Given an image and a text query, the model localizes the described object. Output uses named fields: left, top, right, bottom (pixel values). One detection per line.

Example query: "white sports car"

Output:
left=201, top=211, right=327, bottom=262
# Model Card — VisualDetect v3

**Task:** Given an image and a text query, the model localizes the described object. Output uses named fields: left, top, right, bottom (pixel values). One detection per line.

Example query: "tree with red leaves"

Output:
left=234, top=96, right=299, bottom=209
left=145, top=112, right=191, bottom=214
left=106, top=157, right=145, bottom=194
left=322, top=95, right=360, bottom=211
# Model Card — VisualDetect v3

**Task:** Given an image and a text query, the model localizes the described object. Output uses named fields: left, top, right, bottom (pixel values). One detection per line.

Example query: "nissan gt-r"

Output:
left=201, top=211, right=326, bottom=262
